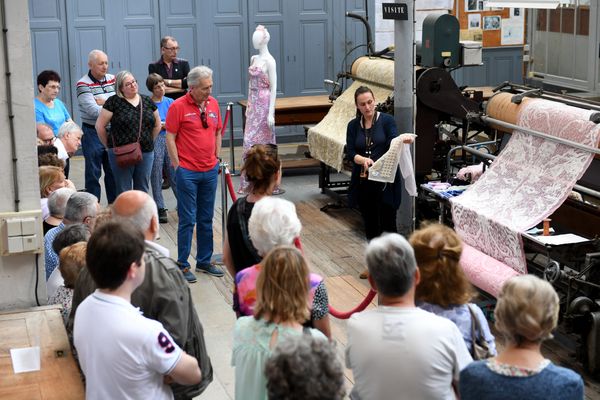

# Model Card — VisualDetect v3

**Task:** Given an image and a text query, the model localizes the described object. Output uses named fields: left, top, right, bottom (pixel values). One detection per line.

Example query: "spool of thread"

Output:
left=543, top=219, right=551, bottom=236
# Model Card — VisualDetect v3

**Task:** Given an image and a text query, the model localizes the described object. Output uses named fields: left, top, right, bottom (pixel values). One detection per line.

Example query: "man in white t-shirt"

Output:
left=74, top=221, right=201, bottom=400
left=346, top=233, right=472, bottom=400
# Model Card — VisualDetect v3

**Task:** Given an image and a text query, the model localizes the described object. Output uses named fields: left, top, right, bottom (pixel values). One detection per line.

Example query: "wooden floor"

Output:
left=161, top=195, right=600, bottom=399
left=67, top=155, right=600, bottom=399
left=159, top=193, right=374, bottom=398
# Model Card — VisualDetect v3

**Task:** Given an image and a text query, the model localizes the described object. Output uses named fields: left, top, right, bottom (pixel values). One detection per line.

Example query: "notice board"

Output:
left=452, top=0, right=525, bottom=47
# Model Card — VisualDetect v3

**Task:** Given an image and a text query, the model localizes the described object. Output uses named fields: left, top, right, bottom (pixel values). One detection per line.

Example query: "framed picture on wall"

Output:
left=468, top=14, right=481, bottom=29
left=483, top=15, right=501, bottom=30
left=466, top=0, right=484, bottom=12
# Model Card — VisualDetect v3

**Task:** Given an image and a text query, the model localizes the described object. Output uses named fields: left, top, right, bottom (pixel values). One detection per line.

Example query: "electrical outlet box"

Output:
left=0, top=210, right=44, bottom=255
left=6, top=219, right=21, bottom=237
left=21, top=218, right=37, bottom=236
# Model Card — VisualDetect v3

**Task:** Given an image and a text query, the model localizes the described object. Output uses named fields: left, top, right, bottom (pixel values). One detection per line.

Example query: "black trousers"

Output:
left=356, top=178, right=397, bottom=241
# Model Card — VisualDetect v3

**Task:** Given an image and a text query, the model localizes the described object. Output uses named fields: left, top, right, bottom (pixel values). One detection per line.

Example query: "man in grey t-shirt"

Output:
left=346, top=233, right=472, bottom=400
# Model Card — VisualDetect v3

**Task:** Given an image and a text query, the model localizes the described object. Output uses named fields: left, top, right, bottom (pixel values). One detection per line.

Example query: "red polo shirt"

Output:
left=165, top=92, right=222, bottom=172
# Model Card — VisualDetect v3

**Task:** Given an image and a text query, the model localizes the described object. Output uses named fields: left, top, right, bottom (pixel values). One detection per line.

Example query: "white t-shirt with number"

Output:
left=74, top=290, right=182, bottom=400
left=346, top=306, right=472, bottom=400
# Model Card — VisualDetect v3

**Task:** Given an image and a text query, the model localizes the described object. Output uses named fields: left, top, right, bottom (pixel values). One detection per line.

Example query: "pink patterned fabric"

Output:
left=239, top=65, right=276, bottom=193
left=460, top=244, right=519, bottom=297
left=452, top=98, right=600, bottom=293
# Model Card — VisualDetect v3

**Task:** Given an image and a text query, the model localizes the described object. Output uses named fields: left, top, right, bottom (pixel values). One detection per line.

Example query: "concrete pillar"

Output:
left=394, top=0, right=416, bottom=236
left=0, top=0, right=45, bottom=309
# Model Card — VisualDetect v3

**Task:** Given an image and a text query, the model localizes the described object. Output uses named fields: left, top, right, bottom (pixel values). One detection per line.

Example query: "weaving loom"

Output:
left=415, top=69, right=600, bottom=372
left=307, top=57, right=394, bottom=199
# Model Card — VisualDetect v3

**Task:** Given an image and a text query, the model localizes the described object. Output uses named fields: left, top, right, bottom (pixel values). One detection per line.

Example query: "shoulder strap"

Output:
left=136, top=96, right=143, bottom=142
left=237, top=198, right=261, bottom=261
left=109, top=96, right=143, bottom=148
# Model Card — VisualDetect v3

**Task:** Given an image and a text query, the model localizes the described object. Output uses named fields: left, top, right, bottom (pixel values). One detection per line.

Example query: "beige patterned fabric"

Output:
left=307, top=57, right=394, bottom=171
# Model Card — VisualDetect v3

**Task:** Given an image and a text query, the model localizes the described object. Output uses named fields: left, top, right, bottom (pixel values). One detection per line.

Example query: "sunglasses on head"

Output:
left=200, top=110, right=209, bottom=129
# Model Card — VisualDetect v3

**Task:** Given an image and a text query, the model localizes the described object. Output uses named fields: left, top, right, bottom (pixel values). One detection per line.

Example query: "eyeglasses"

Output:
left=163, top=46, right=180, bottom=51
left=41, top=137, right=55, bottom=145
left=124, top=80, right=137, bottom=88
left=46, top=84, right=61, bottom=90
left=200, top=110, right=208, bottom=129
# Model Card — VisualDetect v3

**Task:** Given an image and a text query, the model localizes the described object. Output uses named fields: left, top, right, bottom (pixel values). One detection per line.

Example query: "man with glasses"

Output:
left=37, top=122, right=55, bottom=146
left=165, top=66, right=224, bottom=282
left=149, top=36, right=190, bottom=100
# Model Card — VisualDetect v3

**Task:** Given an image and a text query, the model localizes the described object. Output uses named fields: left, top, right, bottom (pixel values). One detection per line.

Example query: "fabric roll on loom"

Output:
left=452, top=92, right=600, bottom=297
left=307, top=57, right=394, bottom=172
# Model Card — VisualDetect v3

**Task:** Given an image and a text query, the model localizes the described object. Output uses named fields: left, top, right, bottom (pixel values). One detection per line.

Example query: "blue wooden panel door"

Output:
left=29, top=0, right=71, bottom=113
left=117, top=0, right=161, bottom=96
left=66, top=0, right=118, bottom=123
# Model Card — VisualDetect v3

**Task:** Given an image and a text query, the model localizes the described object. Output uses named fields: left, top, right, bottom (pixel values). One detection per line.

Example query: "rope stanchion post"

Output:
left=219, top=160, right=229, bottom=249
left=227, top=102, right=237, bottom=176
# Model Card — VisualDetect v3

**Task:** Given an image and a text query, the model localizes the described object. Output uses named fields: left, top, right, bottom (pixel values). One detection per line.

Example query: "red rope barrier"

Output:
left=221, top=107, right=231, bottom=137
left=225, top=168, right=237, bottom=202
left=328, top=289, right=377, bottom=320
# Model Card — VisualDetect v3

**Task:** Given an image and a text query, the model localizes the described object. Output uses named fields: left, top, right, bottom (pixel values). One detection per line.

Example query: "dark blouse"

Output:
left=345, top=112, right=402, bottom=208
left=104, top=94, right=157, bottom=152
left=226, top=197, right=262, bottom=274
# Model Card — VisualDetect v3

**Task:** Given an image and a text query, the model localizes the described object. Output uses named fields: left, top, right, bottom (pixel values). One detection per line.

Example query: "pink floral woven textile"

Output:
left=451, top=98, right=600, bottom=295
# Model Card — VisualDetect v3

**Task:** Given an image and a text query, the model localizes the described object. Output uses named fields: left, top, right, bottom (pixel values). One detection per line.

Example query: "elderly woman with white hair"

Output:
left=460, top=275, right=583, bottom=399
left=96, top=70, right=161, bottom=196
left=44, top=187, right=76, bottom=235
left=233, top=196, right=331, bottom=338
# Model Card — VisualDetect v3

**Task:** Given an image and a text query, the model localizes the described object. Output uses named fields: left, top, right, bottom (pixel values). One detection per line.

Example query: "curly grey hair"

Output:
left=265, top=335, right=345, bottom=400
left=248, top=197, right=302, bottom=256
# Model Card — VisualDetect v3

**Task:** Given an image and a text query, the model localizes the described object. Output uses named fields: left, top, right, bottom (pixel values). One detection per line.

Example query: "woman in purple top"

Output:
left=410, top=223, right=497, bottom=357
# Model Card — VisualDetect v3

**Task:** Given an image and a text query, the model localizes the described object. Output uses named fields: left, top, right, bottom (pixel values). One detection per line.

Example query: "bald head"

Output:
left=37, top=123, right=54, bottom=144
left=113, top=190, right=158, bottom=240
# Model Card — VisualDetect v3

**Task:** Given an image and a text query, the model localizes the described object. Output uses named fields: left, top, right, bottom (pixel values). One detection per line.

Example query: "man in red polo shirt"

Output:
left=165, top=66, right=224, bottom=282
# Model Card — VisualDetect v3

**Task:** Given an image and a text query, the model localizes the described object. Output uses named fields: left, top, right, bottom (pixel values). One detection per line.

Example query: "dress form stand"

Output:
left=238, top=25, right=283, bottom=195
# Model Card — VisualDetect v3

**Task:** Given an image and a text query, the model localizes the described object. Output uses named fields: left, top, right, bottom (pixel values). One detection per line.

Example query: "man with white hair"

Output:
left=165, top=65, right=224, bottom=282
left=44, top=191, right=99, bottom=280
left=53, top=121, right=83, bottom=178
left=346, top=233, right=472, bottom=400
left=68, top=190, right=214, bottom=399
left=76, top=49, right=116, bottom=204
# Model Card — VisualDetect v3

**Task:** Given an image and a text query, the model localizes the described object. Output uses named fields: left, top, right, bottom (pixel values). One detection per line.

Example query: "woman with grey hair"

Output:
left=44, top=187, right=75, bottom=234
left=460, top=275, right=583, bottom=399
left=96, top=70, right=161, bottom=196
left=233, top=197, right=331, bottom=338
left=265, top=335, right=345, bottom=400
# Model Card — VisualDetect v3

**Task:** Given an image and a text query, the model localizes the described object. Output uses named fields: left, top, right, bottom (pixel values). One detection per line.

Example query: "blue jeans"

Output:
left=150, top=132, right=177, bottom=209
left=107, top=149, right=154, bottom=196
left=81, top=124, right=116, bottom=203
left=176, top=163, right=218, bottom=267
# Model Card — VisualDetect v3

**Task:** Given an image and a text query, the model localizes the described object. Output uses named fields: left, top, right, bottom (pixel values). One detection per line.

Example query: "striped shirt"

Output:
left=76, top=71, right=116, bottom=125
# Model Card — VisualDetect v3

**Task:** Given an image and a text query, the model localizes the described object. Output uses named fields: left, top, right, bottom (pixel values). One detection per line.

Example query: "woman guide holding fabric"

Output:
left=96, top=70, right=161, bottom=196
left=346, top=86, right=415, bottom=278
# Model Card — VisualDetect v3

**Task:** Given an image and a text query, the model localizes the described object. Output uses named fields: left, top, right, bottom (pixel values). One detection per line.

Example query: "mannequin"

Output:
left=239, top=25, right=282, bottom=194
